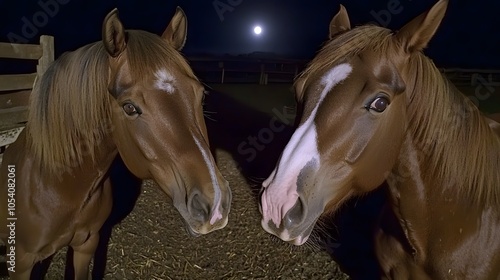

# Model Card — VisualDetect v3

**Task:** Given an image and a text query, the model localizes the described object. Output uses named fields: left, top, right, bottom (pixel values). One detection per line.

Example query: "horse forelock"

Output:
left=125, top=30, right=198, bottom=85
left=295, top=25, right=393, bottom=93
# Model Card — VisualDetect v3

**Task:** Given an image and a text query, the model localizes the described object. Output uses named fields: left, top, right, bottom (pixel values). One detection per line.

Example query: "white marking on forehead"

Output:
left=154, top=69, right=176, bottom=94
left=262, top=63, right=352, bottom=227
left=193, top=137, right=223, bottom=225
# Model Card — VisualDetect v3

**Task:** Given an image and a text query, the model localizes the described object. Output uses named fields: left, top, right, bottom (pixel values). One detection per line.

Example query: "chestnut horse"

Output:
left=0, top=7, right=231, bottom=279
left=260, top=0, right=500, bottom=278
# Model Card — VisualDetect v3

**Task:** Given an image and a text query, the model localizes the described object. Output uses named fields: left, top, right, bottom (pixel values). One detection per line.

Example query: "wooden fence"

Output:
left=0, top=35, right=54, bottom=151
left=188, top=56, right=308, bottom=84
left=188, top=56, right=500, bottom=89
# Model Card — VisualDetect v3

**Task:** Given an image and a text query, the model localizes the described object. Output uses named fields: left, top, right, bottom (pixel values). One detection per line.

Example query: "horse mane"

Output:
left=27, top=42, right=110, bottom=175
left=26, top=29, right=197, bottom=175
left=297, top=24, right=500, bottom=207
left=406, top=53, right=500, bottom=207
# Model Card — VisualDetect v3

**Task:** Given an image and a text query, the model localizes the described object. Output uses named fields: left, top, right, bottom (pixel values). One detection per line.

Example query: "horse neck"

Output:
left=377, top=54, right=500, bottom=273
left=388, top=132, right=500, bottom=264
left=385, top=55, right=500, bottom=257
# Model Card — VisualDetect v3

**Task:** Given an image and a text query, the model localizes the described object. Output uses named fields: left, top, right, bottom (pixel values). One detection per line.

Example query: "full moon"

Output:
left=253, top=26, right=262, bottom=35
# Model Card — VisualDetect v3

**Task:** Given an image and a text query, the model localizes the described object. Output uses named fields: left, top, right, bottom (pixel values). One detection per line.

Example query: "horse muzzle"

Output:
left=260, top=194, right=318, bottom=246
left=178, top=181, right=232, bottom=235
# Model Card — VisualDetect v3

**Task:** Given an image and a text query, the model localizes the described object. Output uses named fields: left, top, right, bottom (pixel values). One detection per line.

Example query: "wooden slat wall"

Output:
left=0, top=35, right=54, bottom=151
left=0, top=106, right=28, bottom=131
left=0, top=90, right=30, bottom=110
left=0, top=89, right=30, bottom=128
left=0, top=73, right=37, bottom=91
left=0, top=42, right=43, bottom=60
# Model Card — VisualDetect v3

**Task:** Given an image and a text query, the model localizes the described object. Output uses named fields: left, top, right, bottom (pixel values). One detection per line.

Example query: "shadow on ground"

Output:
left=203, top=85, right=296, bottom=195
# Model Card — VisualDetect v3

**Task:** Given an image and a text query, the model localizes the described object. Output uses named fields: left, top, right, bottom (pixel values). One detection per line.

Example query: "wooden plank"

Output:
left=0, top=42, right=43, bottom=60
left=0, top=127, right=24, bottom=148
left=0, top=73, right=37, bottom=91
left=0, top=90, right=30, bottom=109
left=0, top=106, right=28, bottom=130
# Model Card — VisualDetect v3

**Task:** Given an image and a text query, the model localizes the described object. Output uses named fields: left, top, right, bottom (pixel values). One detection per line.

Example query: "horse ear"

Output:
left=395, top=0, right=448, bottom=53
left=162, top=7, right=188, bottom=50
left=329, top=5, right=351, bottom=39
left=102, top=8, right=126, bottom=57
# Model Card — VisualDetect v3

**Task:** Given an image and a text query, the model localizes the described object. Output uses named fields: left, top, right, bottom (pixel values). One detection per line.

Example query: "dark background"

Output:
left=0, top=0, right=499, bottom=69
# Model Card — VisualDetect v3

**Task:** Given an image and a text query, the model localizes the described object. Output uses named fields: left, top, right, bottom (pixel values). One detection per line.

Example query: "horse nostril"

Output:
left=188, top=192, right=210, bottom=223
left=283, top=197, right=306, bottom=229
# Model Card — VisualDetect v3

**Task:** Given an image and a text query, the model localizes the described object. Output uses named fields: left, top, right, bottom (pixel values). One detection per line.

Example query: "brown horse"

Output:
left=260, top=0, right=500, bottom=278
left=0, top=7, right=231, bottom=279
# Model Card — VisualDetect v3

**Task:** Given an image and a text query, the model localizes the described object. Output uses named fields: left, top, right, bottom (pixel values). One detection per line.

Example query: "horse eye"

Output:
left=367, top=96, right=390, bottom=113
left=123, top=103, right=138, bottom=116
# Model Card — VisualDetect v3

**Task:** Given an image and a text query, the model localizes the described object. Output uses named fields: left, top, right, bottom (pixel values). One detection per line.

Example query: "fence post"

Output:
left=259, top=63, right=265, bottom=85
left=37, top=35, right=54, bottom=78
left=219, top=61, right=224, bottom=84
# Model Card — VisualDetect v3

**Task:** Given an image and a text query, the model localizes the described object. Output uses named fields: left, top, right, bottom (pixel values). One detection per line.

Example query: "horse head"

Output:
left=103, top=8, right=231, bottom=235
left=260, top=0, right=449, bottom=245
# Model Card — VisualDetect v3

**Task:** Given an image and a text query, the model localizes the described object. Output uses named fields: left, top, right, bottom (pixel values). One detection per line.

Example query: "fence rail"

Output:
left=439, top=68, right=500, bottom=87
left=189, top=56, right=308, bottom=84
left=189, top=56, right=500, bottom=88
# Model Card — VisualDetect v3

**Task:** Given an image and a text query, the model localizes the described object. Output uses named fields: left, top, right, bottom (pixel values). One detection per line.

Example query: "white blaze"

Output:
left=261, top=63, right=352, bottom=227
left=193, top=137, right=223, bottom=225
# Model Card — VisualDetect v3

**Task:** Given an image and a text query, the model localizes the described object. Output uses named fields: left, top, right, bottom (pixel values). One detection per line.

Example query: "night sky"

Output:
left=0, top=0, right=499, bottom=69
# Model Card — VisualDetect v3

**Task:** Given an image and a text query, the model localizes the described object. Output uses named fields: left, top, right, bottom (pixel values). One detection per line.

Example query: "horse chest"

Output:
left=69, top=177, right=113, bottom=242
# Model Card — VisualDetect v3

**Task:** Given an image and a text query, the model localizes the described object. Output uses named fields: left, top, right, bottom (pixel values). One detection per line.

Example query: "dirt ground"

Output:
left=1, top=150, right=349, bottom=279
